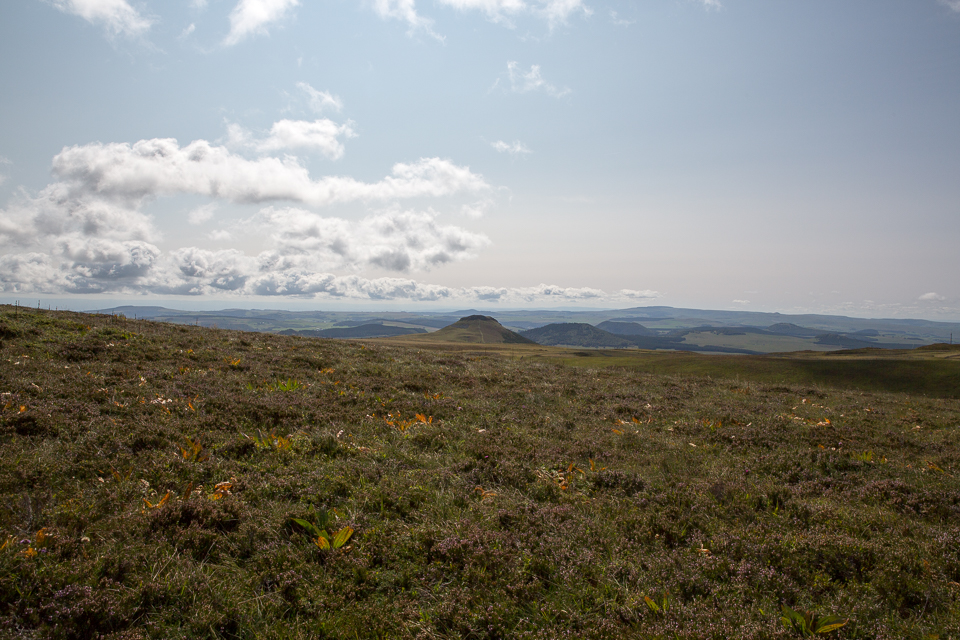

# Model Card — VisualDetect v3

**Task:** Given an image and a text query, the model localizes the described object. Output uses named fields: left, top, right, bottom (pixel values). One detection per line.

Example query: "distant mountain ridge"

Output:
left=89, top=304, right=959, bottom=351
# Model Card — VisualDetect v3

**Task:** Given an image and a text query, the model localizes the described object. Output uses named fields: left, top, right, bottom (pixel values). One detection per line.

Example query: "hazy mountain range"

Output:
left=94, top=305, right=960, bottom=354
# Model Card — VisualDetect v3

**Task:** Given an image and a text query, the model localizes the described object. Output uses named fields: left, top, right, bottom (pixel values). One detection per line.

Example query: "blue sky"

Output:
left=1, top=0, right=959, bottom=318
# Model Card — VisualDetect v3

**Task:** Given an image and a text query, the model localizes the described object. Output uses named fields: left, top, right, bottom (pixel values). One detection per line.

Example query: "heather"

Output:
left=0, top=306, right=958, bottom=639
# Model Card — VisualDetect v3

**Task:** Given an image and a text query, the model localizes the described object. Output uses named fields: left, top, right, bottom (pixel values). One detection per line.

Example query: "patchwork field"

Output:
left=1, top=306, right=959, bottom=639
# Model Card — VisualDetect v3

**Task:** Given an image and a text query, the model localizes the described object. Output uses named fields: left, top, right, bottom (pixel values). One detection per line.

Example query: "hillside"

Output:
left=520, top=322, right=634, bottom=347
left=394, top=315, right=535, bottom=344
left=595, top=320, right=657, bottom=336
left=0, top=305, right=958, bottom=638
left=279, top=324, right=427, bottom=339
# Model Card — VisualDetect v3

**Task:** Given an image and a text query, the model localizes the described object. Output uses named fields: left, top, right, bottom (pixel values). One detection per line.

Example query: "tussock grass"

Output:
left=0, top=306, right=958, bottom=639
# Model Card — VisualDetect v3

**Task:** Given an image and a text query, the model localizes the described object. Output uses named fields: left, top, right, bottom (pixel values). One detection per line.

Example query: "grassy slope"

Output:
left=522, top=348, right=960, bottom=400
left=1, top=307, right=959, bottom=639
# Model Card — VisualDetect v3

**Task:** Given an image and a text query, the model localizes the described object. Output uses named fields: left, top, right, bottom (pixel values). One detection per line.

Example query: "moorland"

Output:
left=0, top=305, right=959, bottom=639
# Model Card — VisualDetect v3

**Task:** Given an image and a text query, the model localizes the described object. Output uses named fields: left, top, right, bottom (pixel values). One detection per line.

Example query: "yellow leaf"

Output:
left=332, top=527, right=354, bottom=549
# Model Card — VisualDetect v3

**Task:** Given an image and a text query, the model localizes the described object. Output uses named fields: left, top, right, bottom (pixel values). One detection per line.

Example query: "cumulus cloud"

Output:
left=919, top=292, right=946, bottom=302
left=223, top=0, right=299, bottom=46
left=49, top=0, right=152, bottom=37
left=0, top=156, right=10, bottom=186
left=0, top=174, right=658, bottom=302
left=230, top=119, right=357, bottom=159
left=296, top=83, right=343, bottom=113
left=256, top=207, right=490, bottom=272
left=0, top=185, right=658, bottom=303
left=491, top=140, right=531, bottom=155
left=0, top=128, right=493, bottom=296
left=506, top=62, right=570, bottom=97
left=0, top=191, right=489, bottom=295
left=51, top=137, right=487, bottom=207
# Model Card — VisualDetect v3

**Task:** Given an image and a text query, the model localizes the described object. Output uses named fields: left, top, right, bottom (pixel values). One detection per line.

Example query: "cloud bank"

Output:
left=50, top=138, right=486, bottom=207
left=0, top=122, right=497, bottom=298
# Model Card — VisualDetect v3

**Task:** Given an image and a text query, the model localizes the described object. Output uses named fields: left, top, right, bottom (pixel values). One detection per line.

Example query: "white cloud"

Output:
left=387, top=0, right=587, bottom=30
left=208, top=229, right=234, bottom=242
left=536, top=0, right=590, bottom=29
left=491, top=140, right=531, bottom=155
left=941, top=0, right=960, bottom=12
left=51, top=137, right=488, bottom=207
left=230, top=119, right=357, bottom=159
left=0, top=156, right=10, bottom=186
left=187, top=203, right=217, bottom=225
left=697, top=0, right=722, bottom=9
left=0, top=131, right=491, bottom=296
left=0, top=175, right=660, bottom=301
left=296, top=83, right=343, bottom=113
left=919, top=292, right=946, bottom=301
left=372, top=0, right=443, bottom=40
left=436, top=0, right=526, bottom=24
left=260, top=119, right=357, bottom=158
left=732, top=299, right=750, bottom=305
left=49, top=0, right=152, bottom=37
left=506, top=62, right=570, bottom=97
left=257, top=207, right=490, bottom=272
left=223, top=0, right=299, bottom=46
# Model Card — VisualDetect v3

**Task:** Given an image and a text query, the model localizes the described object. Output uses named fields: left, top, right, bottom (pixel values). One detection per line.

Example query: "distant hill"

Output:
left=280, top=325, right=426, bottom=339
left=521, top=323, right=634, bottom=348
left=402, top=315, right=535, bottom=344
left=766, top=323, right=822, bottom=337
left=595, top=320, right=657, bottom=336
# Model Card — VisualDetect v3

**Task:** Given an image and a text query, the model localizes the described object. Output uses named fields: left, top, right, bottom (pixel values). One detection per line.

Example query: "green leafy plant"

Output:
left=780, top=605, right=847, bottom=636
left=178, top=436, right=209, bottom=463
left=289, top=507, right=354, bottom=551
left=267, top=378, right=303, bottom=392
left=644, top=592, right=670, bottom=616
left=244, top=429, right=290, bottom=450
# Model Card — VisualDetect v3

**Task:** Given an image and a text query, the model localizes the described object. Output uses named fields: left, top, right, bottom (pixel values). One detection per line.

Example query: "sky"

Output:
left=0, top=0, right=959, bottom=319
